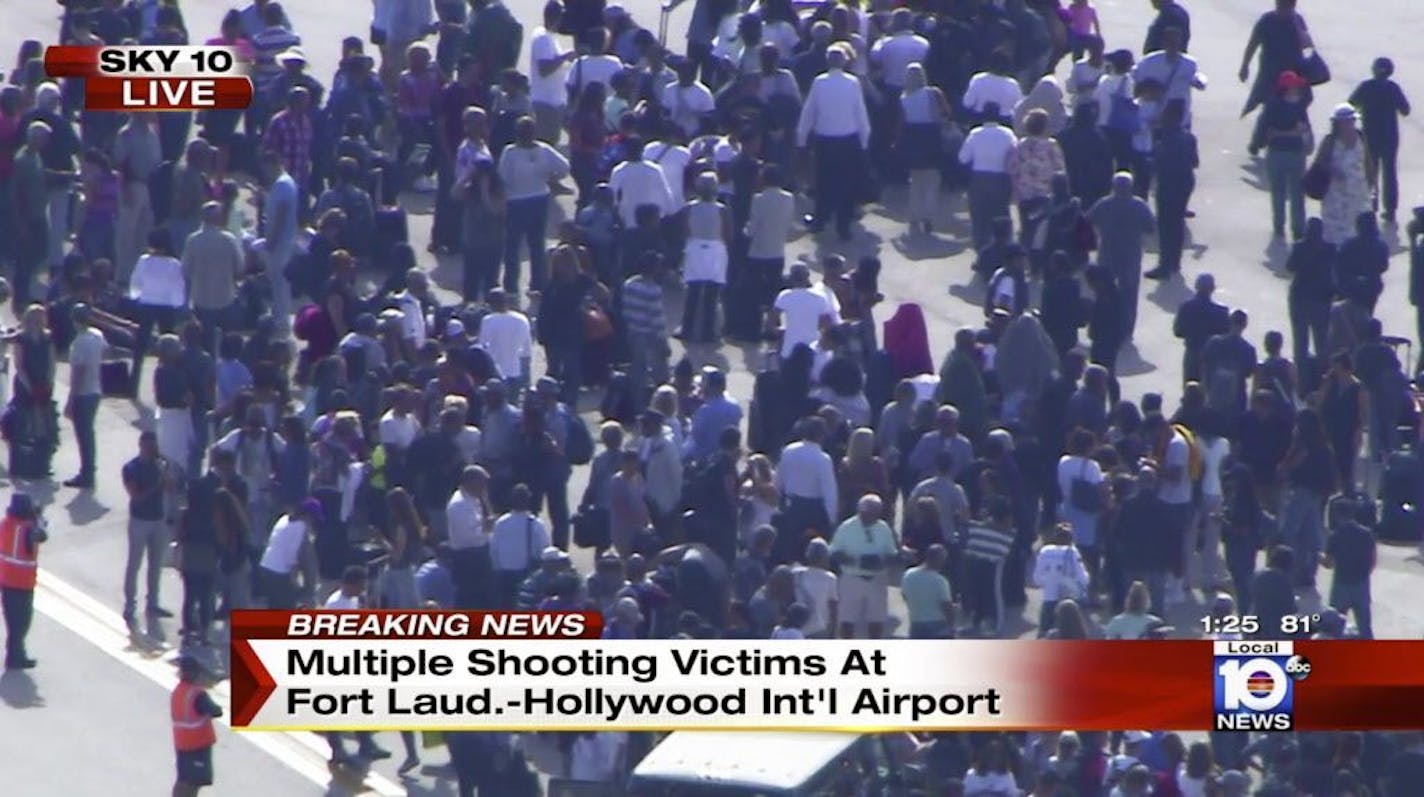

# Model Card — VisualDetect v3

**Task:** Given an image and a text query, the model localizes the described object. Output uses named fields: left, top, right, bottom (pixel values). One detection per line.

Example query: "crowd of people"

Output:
left=3, top=0, right=1424, bottom=795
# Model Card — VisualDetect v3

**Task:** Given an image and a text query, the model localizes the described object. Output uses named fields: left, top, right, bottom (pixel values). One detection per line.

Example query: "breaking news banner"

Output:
left=43, top=45, right=251, bottom=111
left=228, top=610, right=1424, bottom=733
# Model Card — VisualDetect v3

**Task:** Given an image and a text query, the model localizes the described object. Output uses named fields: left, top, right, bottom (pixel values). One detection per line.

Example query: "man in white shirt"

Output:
left=796, top=44, right=871, bottom=241
left=566, top=27, right=623, bottom=98
left=257, top=498, right=321, bottom=609
left=478, top=289, right=533, bottom=391
left=773, top=264, right=836, bottom=358
left=643, top=133, right=692, bottom=207
left=1133, top=26, right=1204, bottom=125
left=962, top=55, right=1023, bottom=123
left=959, top=105, right=1019, bottom=257
left=497, top=116, right=571, bottom=294
left=660, top=62, right=716, bottom=139
left=608, top=137, right=675, bottom=227
left=869, top=10, right=929, bottom=93
left=1145, top=414, right=1195, bottom=605
left=446, top=465, right=495, bottom=608
left=390, top=268, right=432, bottom=354
left=65, top=304, right=107, bottom=488
left=490, top=484, right=551, bottom=607
left=529, top=1, right=577, bottom=144
left=378, top=387, right=422, bottom=451
left=774, top=417, right=839, bottom=562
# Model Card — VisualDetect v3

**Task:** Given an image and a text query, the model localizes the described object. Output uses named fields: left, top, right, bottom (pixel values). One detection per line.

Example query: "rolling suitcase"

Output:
left=371, top=170, right=409, bottom=265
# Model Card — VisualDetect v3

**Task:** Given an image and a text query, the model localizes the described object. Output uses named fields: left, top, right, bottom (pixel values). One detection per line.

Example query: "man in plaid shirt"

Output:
left=263, top=86, right=314, bottom=205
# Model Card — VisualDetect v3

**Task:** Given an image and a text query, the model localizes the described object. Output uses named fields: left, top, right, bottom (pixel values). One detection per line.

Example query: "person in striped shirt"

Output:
left=963, top=496, right=1016, bottom=635
left=248, top=3, right=300, bottom=131
left=621, top=250, right=670, bottom=404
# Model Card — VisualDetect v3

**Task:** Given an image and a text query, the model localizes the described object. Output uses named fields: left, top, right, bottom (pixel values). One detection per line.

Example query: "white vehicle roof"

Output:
left=631, top=731, right=861, bottom=791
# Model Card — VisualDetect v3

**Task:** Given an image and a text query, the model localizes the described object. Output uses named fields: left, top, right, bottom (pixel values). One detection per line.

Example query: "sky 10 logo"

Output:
left=1213, top=640, right=1310, bottom=731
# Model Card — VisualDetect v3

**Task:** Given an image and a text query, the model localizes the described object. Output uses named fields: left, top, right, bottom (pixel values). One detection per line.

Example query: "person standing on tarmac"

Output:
left=1, top=492, right=45, bottom=670
left=171, top=652, right=222, bottom=796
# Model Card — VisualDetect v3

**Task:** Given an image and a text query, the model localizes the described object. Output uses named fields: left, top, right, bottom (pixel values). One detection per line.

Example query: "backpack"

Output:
left=562, top=410, right=595, bottom=465
left=1171, top=423, right=1205, bottom=483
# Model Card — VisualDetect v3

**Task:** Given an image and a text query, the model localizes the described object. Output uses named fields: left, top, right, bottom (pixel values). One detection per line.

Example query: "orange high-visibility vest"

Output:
left=171, top=682, right=217, bottom=751
left=0, top=517, right=38, bottom=591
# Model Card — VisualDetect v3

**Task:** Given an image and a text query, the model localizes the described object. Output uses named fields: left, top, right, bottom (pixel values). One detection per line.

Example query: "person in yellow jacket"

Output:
left=1, top=492, right=45, bottom=670
left=172, top=652, right=222, bottom=796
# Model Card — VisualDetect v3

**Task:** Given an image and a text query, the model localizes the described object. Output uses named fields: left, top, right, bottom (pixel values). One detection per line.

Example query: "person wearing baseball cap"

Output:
left=171, top=651, right=222, bottom=796
left=256, top=497, right=323, bottom=608
left=1257, top=68, right=1312, bottom=240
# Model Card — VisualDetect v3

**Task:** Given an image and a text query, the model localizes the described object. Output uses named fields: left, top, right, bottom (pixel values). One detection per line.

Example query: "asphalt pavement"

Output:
left=3, top=0, right=1424, bottom=794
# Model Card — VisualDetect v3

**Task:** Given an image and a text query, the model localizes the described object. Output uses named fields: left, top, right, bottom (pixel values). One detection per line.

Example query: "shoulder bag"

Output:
left=1303, top=133, right=1334, bottom=200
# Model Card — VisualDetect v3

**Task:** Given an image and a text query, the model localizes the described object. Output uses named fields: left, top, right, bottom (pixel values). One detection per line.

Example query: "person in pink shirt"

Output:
left=1067, top=0, right=1103, bottom=59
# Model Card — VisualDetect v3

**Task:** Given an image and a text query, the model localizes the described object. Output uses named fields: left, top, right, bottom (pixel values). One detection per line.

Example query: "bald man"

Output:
left=1088, top=171, right=1156, bottom=341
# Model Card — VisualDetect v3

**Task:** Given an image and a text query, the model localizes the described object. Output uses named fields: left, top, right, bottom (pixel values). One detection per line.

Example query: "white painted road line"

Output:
left=34, top=572, right=408, bottom=797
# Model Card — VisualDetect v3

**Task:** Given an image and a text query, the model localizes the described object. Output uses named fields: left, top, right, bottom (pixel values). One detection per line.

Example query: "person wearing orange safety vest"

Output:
left=1, top=492, right=45, bottom=670
left=172, top=652, right=222, bottom=796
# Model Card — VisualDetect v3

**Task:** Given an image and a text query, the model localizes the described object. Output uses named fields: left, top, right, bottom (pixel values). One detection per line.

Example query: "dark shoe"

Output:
left=147, top=606, right=175, bottom=619
left=1184, top=209, right=1197, bottom=219
left=398, top=756, right=421, bottom=775
left=802, top=214, right=824, bottom=233
left=62, top=476, right=94, bottom=489
left=1143, top=267, right=1174, bottom=280
left=5, top=657, right=36, bottom=670
left=359, top=744, right=392, bottom=761
left=329, top=753, right=361, bottom=769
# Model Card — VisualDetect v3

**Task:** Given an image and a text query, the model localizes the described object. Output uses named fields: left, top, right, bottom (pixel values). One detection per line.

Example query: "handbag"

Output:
left=583, top=303, right=614, bottom=341
left=1068, top=459, right=1105, bottom=513
left=1303, top=134, right=1334, bottom=200
left=101, top=359, right=134, bottom=397
left=572, top=505, right=610, bottom=549
left=1299, top=50, right=1331, bottom=86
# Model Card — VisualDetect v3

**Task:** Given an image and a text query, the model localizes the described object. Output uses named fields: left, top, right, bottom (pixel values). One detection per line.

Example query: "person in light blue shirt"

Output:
left=416, top=545, right=457, bottom=608
left=215, top=332, right=254, bottom=410
left=683, top=367, right=743, bottom=462
left=900, top=544, right=956, bottom=638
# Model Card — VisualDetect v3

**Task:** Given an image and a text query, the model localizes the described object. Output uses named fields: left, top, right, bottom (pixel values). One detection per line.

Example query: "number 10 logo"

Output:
left=1217, top=657, right=1290, bottom=712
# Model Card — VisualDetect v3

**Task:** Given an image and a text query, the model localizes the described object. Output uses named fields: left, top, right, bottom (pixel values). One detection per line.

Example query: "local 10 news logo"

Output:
left=1213, top=640, right=1312, bottom=731
left=44, top=45, right=252, bottom=112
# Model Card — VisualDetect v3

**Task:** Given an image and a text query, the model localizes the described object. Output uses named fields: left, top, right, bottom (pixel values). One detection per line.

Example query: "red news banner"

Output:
left=44, top=45, right=252, bottom=111
left=229, top=611, right=1424, bottom=732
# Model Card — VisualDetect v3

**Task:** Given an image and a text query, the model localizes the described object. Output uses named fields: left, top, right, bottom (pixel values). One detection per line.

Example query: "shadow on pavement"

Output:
left=0, top=670, right=44, bottom=708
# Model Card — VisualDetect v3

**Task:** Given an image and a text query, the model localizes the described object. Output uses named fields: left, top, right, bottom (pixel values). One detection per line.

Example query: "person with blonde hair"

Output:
left=837, top=427, right=892, bottom=523
left=898, top=63, right=952, bottom=236
left=1105, top=581, right=1164, bottom=639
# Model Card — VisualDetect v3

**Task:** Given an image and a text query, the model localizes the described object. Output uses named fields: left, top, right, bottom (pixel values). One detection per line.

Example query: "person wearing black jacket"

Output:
left=1173, top=272, right=1230, bottom=384
left=1114, top=466, right=1173, bottom=616
left=1039, top=252, right=1082, bottom=357
left=1250, top=545, right=1298, bottom=639
left=1056, top=104, right=1114, bottom=209
left=1336, top=212, right=1390, bottom=313
left=1146, top=101, right=1199, bottom=280
left=1085, top=265, right=1125, bottom=376
left=1144, top=0, right=1191, bottom=55
left=1286, top=217, right=1337, bottom=372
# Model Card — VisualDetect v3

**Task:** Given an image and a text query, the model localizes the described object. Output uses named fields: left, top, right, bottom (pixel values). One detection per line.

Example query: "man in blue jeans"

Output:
left=65, top=303, right=106, bottom=489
